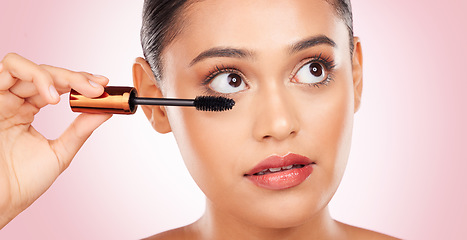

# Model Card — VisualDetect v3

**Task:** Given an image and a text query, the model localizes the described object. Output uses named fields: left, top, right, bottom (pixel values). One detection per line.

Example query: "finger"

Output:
left=81, top=72, right=110, bottom=86
left=0, top=61, right=18, bottom=91
left=40, top=65, right=108, bottom=98
left=73, top=71, right=108, bottom=96
left=50, top=113, right=112, bottom=172
left=0, top=90, right=24, bottom=121
left=2, top=102, right=38, bottom=129
left=25, top=94, right=48, bottom=109
left=0, top=60, right=16, bottom=91
left=21, top=71, right=109, bottom=109
left=12, top=68, right=110, bottom=107
left=9, top=81, right=38, bottom=99
left=1, top=53, right=59, bottom=104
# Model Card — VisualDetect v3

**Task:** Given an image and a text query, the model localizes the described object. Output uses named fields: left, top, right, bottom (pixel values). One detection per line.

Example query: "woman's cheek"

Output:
left=312, top=76, right=354, bottom=185
left=167, top=106, right=243, bottom=192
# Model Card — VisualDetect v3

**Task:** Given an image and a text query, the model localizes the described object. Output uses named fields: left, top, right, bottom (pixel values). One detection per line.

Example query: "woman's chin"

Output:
left=247, top=209, right=325, bottom=230
left=227, top=198, right=328, bottom=230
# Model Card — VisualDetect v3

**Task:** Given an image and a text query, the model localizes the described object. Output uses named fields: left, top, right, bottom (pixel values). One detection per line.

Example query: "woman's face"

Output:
left=149, top=0, right=360, bottom=228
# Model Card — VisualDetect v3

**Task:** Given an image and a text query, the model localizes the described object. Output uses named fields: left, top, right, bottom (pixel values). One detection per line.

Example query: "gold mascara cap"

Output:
left=69, top=86, right=137, bottom=114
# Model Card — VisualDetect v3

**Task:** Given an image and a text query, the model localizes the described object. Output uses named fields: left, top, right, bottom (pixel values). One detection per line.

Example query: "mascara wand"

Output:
left=70, top=86, right=235, bottom=114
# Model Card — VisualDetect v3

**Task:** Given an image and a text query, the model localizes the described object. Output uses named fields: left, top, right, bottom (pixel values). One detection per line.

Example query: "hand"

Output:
left=0, top=53, right=112, bottom=228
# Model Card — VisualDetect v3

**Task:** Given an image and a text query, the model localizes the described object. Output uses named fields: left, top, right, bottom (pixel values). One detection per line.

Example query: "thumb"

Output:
left=51, top=113, right=112, bottom=172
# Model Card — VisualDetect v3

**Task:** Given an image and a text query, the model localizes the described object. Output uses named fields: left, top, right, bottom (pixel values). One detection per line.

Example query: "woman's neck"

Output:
left=189, top=200, right=346, bottom=240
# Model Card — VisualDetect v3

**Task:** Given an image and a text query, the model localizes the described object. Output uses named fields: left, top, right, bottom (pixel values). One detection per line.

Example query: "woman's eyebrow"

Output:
left=189, top=35, right=336, bottom=67
left=189, top=47, right=254, bottom=66
left=289, top=35, right=337, bottom=54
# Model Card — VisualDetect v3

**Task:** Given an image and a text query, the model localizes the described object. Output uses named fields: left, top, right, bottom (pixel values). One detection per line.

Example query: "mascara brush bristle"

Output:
left=194, top=96, right=235, bottom=112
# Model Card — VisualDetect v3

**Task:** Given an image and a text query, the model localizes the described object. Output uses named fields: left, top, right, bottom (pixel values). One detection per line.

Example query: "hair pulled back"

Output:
left=141, top=0, right=353, bottom=81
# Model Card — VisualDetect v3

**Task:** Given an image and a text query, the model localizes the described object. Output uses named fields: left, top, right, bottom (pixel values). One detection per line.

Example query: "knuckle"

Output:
left=38, top=64, right=52, bottom=68
left=77, top=71, right=90, bottom=76
left=3, top=52, right=19, bottom=62
left=77, top=71, right=93, bottom=81
left=66, top=71, right=88, bottom=87
left=77, top=73, right=90, bottom=83
left=33, top=69, right=53, bottom=86
left=38, top=68, right=53, bottom=81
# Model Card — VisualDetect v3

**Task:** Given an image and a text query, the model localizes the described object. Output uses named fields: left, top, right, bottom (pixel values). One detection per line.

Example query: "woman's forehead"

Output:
left=181, top=0, right=337, bottom=35
left=168, top=0, right=348, bottom=60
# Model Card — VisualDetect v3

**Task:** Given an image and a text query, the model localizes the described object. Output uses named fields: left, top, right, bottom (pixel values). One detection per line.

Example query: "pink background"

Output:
left=1, top=0, right=466, bottom=239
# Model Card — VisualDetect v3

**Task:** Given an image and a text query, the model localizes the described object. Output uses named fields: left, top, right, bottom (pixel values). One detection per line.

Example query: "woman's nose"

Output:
left=252, top=86, right=300, bottom=142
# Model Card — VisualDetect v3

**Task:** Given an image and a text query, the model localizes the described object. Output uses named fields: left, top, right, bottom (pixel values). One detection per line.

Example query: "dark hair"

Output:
left=141, top=0, right=353, bottom=82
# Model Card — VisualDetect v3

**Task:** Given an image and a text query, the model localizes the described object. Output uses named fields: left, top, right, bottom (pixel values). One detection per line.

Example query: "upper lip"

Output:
left=244, top=153, right=314, bottom=176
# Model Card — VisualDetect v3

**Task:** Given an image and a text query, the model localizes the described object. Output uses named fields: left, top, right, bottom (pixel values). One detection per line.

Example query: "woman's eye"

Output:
left=293, top=62, right=328, bottom=84
left=209, top=72, right=246, bottom=93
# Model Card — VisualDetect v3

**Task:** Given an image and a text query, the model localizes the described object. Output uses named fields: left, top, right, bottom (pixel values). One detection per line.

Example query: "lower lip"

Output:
left=245, top=164, right=313, bottom=190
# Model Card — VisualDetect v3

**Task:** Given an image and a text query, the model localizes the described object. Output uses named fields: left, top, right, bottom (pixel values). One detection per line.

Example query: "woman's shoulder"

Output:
left=141, top=226, right=195, bottom=240
left=141, top=231, right=180, bottom=240
left=337, top=221, right=401, bottom=240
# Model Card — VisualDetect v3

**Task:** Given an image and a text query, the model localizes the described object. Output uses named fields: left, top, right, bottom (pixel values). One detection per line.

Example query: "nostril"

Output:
left=262, top=131, right=296, bottom=140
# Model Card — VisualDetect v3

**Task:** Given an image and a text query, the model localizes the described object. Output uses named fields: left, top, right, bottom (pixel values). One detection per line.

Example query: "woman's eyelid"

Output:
left=202, top=65, right=248, bottom=86
left=289, top=54, right=336, bottom=80
left=302, top=54, right=335, bottom=70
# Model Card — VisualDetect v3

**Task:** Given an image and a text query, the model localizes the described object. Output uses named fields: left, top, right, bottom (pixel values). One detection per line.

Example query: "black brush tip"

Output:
left=194, top=96, right=235, bottom=112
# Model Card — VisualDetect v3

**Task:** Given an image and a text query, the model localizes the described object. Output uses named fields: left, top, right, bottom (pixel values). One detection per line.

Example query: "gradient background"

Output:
left=0, top=0, right=466, bottom=239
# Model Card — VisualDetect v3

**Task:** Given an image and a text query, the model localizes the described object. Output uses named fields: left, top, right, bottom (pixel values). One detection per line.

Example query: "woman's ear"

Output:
left=352, top=37, right=363, bottom=113
left=133, top=57, right=172, bottom=133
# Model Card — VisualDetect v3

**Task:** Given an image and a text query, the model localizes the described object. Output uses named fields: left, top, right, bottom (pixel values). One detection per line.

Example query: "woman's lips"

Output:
left=244, top=153, right=314, bottom=190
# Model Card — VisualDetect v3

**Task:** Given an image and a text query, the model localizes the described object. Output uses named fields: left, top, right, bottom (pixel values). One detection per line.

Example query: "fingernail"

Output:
left=49, top=85, right=59, bottom=101
left=89, top=80, right=100, bottom=88
left=0, top=63, right=3, bottom=72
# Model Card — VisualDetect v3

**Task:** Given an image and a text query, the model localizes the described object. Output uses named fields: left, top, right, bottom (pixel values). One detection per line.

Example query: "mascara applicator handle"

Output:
left=70, top=86, right=138, bottom=114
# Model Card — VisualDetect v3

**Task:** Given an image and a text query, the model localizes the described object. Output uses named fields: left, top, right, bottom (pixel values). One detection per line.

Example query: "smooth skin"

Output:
left=134, top=0, right=398, bottom=239
left=0, top=53, right=111, bottom=228
left=0, top=0, right=399, bottom=239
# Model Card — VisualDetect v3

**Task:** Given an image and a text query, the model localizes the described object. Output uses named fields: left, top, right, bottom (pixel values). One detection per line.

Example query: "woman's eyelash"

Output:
left=311, top=74, right=334, bottom=88
left=309, top=53, right=336, bottom=70
left=296, top=53, right=337, bottom=88
left=202, top=65, right=241, bottom=86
